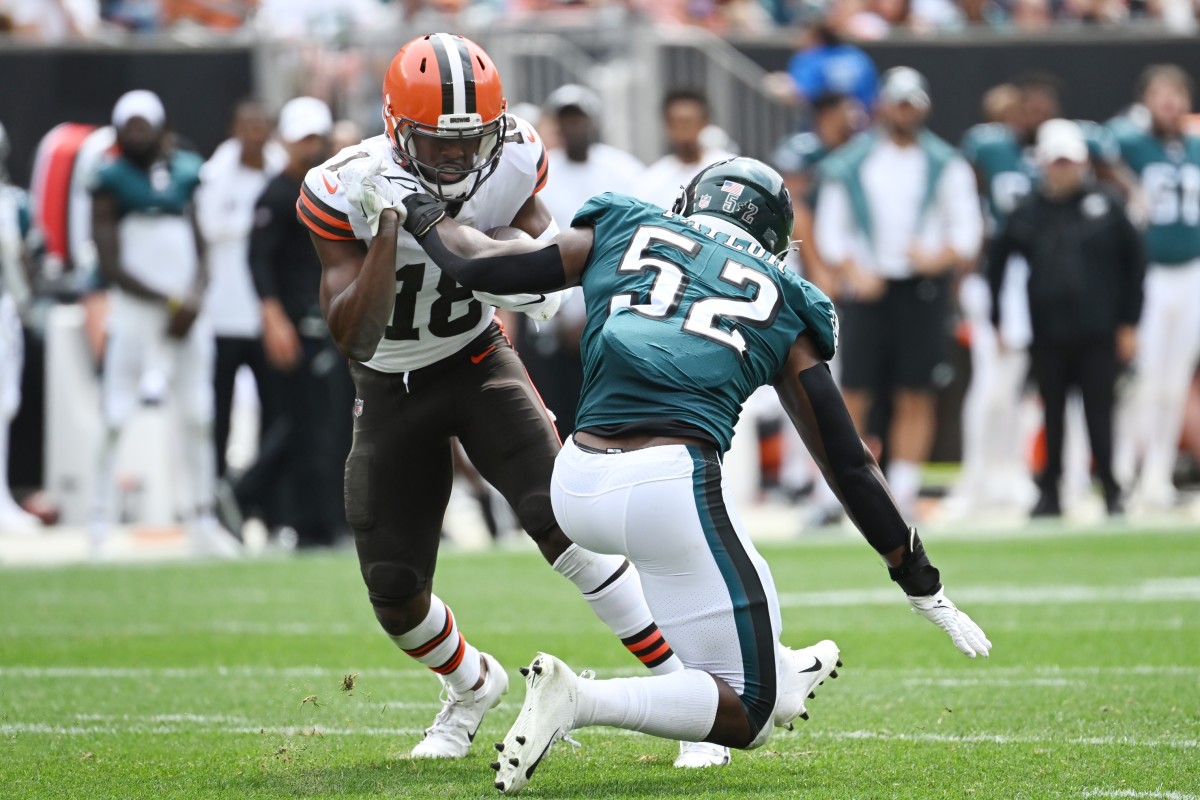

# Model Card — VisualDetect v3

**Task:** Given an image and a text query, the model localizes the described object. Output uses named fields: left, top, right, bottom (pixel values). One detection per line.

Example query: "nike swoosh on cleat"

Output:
left=525, top=732, right=558, bottom=779
left=470, top=346, right=498, bottom=364
left=799, top=657, right=823, bottom=674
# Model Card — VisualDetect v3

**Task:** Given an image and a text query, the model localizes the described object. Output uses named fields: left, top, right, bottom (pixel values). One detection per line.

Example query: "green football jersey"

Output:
left=571, top=193, right=838, bottom=453
left=1109, top=120, right=1200, bottom=265
left=91, top=150, right=203, bottom=219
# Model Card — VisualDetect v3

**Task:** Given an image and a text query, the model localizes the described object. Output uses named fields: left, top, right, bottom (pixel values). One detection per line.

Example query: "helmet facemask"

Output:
left=388, top=107, right=507, bottom=202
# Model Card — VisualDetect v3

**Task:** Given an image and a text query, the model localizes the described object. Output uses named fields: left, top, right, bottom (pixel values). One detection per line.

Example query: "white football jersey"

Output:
left=299, top=115, right=549, bottom=372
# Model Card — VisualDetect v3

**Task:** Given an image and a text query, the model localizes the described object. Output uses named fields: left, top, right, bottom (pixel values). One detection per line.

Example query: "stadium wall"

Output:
left=0, top=45, right=254, bottom=188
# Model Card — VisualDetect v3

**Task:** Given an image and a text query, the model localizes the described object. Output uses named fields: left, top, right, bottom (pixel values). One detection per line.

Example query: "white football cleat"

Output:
left=412, top=652, right=509, bottom=759
left=492, top=652, right=579, bottom=795
left=674, top=740, right=731, bottom=768
left=774, top=639, right=841, bottom=730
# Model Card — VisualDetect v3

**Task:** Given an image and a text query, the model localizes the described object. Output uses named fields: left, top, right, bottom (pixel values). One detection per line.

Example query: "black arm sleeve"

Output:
left=798, top=363, right=909, bottom=553
left=419, top=224, right=567, bottom=294
left=1115, top=209, right=1146, bottom=326
left=249, top=188, right=282, bottom=301
left=986, top=220, right=1015, bottom=329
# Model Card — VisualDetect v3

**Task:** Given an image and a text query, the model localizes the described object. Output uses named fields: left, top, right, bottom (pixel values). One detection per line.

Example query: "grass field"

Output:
left=1, top=527, right=1198, bottom=799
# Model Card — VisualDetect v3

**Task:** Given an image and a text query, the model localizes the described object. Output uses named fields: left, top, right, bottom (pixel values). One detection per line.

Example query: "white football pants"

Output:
left=552, top=437, right=783, bottom=745
left=1115, top=259, right=1200, bottom=505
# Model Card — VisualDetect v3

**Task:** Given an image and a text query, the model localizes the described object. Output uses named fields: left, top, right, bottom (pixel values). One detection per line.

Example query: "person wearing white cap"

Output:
left=89, top=89, right=240, bottom=557
left=815, top=66, right=982, bottom=519
left=518, top=84, right=645, bottom=439
left=230, top=95, right=350, bottom=548
left=988, top=118, right=1145, bottom=518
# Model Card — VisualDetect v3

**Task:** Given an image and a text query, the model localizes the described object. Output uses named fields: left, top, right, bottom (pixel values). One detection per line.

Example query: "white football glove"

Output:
left=473, top=290, right=563, bottom=322
left=338, top=156, right=407, bottom=235
left=908, top=588, right=992, bottom=658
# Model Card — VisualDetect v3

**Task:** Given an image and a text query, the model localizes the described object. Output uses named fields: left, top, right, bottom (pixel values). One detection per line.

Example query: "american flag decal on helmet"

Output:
left=721, top=180, right=745, bottom=197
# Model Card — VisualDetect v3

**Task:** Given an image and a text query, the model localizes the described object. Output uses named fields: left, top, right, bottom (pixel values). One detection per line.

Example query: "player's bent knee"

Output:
left=514, top=490, right=558, bottom=543
left=362, top=561, right=429, bottom=620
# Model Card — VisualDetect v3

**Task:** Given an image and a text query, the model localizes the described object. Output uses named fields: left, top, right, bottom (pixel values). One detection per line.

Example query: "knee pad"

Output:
left=361, top=560, right=428, bottom=609
left=515, top=489, right=558, bottom=543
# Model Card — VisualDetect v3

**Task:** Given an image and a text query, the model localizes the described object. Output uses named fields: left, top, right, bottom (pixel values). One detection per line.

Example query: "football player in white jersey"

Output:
left=300, top=33, right=688, bottom=762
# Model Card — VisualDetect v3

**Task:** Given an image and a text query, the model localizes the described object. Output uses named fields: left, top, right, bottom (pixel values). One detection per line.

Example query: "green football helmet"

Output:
left=672, top=157, right=794, bottom=256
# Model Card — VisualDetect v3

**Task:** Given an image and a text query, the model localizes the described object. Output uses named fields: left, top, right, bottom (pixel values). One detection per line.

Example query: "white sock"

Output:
left=886, top=460, right=921, bottom=517
left=553, top=544, right=682, bottom=675
left=388, top=595, right=481, bottom=695
left=574, top=668, right=719, bottom=741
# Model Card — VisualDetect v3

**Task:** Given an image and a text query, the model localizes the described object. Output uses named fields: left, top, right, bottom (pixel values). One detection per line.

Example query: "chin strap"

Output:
left=887, top=528, right=943, bottom=597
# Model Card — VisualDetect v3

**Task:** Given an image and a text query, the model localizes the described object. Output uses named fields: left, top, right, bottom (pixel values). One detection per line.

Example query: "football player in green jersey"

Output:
left=1111, top=65, right=1200, bottom=511
left=375, top=157, right=990, bottom=795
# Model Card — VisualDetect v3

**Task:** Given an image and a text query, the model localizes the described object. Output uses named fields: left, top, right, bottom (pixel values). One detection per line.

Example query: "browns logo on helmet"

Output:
left=382, top=33, right=508, bottom=202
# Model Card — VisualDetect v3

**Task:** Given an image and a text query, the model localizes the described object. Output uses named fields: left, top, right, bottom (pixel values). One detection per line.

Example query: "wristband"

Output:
left=887, top=528, right=942, bottom=597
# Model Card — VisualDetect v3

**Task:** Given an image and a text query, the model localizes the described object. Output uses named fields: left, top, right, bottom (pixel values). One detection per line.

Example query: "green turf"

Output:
left=1, top=528, right=1198, bottom=799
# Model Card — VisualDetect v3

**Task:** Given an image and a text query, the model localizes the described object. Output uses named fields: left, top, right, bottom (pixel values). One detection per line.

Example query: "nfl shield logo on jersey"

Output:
left=354, top=398, right=364, bottom=418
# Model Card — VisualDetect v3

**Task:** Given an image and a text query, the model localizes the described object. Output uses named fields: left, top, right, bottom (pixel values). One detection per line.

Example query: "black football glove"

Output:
left=401, top=193, right=447, bottom=239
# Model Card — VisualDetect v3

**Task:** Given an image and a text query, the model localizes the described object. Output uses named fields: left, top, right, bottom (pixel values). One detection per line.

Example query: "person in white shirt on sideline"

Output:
left=815, top=67, right=983, bottom=518
left=638, top=89, right=736, bottom=209
left=517, top=84, right=647, bottom=437
left=194, top=100, right=288, bottom=483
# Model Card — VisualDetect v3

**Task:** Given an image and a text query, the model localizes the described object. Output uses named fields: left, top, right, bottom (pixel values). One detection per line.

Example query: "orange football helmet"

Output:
left=382, top=33, right=508, bottom=201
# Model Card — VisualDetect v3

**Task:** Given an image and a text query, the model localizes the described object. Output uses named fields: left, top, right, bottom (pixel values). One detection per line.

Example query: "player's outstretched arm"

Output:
left=400, top=194, right=593, bottom=294
left=774, top=334, right=991, bottom=658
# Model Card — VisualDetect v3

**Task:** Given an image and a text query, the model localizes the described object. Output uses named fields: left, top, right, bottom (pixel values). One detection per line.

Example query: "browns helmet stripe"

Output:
left=456, top=38, right=477, bottom=114
left=429, top=34, right=455, bottom=116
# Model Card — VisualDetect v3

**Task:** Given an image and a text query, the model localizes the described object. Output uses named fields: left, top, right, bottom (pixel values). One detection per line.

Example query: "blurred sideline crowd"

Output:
left=0, top=33, right=1199, bottom=555
left=2, top=0, right=1198, bottom=40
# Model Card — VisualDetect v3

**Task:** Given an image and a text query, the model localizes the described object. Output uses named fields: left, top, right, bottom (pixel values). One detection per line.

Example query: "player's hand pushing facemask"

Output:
left=340, top=156, right=410, bottom=236
left=908, top=589, right=992, bottom=658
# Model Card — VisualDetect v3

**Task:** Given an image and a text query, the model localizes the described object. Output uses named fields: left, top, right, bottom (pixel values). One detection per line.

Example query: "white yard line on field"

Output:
left=3, top=664, right=1195, bottom=681
left=4, top=721, right=1198, bottom=750
left=777, top=578, right=1200, bottom=608
left=1, top=722, right=423, bottom=737
left=806, top=730, right=1200, bottom=750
